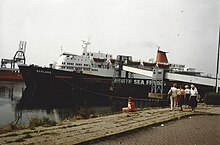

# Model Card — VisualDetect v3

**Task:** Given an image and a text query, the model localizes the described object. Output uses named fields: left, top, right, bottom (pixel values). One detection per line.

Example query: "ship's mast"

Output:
left=82, top=37, right=91, bottom=53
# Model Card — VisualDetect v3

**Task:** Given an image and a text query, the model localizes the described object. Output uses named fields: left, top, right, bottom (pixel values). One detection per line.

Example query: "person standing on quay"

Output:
left=168, top=83, right=178, bottom=111
left=178, top=86, right=185, bottom=111
left=190, top=84, right=199, bottom=112
left=184, top=85, right=191, bottom=109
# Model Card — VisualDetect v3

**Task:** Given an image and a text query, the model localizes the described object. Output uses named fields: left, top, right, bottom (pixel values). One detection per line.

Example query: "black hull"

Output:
left=19, top=65, right=114, bottom=106
left=19, top=65, right=215, bottom=107
left=19, top=65, right=162, bottom=107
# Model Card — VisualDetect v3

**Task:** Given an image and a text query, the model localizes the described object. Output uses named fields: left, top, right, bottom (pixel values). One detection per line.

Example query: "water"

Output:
left=0, top=81, right=113, bottom=126
left=0, top=81, right=170, bottom=126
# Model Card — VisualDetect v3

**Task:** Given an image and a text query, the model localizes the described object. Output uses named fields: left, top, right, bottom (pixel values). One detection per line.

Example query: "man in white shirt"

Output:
left=168, top=83, right=178, bottom=111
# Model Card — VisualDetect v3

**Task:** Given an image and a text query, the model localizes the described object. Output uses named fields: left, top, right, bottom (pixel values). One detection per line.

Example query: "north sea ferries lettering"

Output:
left=36, top=70, right=52, bottom=74
left=134, top=79, right=152, bottom=85
left=114, top=78, right=166, bottom=86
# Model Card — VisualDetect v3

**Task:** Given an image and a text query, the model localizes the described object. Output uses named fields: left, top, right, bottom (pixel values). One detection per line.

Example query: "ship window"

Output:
left=87, top=53, right=89, bottom=56
left=83, top=53, right=85, bottom=55
left=91, top=54, right=93, bottom=56
left=76, top=63, right=82, bottom=66
left=84, top=68, right=90, bottom=71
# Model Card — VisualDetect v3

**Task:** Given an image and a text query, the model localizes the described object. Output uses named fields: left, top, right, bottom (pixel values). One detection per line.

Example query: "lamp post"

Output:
left=215, top=27, right=220, bottom=92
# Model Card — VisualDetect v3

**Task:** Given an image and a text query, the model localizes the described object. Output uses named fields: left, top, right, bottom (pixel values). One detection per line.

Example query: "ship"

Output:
left=0, top=41, right=27, bottom=81
left=18, top=40, right=215, bottom=106
left=18, top=40, right=152, bottom=106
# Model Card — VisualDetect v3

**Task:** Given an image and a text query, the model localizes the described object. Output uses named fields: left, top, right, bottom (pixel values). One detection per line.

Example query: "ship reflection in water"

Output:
left=0, top=81, right=113, bottom=126
left=0, top=81, right=169, bottom=126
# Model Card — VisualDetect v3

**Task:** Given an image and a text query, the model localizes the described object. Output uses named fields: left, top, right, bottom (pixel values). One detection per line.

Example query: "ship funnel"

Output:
left=155, top=50, right=169, bottom=63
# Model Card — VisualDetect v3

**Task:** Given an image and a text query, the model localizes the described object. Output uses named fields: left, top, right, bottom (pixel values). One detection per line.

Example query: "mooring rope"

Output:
left=58, top=77, right=169, bottom=102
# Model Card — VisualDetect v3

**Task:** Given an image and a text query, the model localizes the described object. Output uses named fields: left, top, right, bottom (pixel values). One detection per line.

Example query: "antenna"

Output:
left=61, top=45, right=63, bottom=54
left=82, top=37, right=91, bottom=53
left=88, top=36, right=91, bottom=42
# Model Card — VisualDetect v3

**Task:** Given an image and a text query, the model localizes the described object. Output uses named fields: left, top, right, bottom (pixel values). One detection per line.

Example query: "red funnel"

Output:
left=156, top=50, right=169, bottom=63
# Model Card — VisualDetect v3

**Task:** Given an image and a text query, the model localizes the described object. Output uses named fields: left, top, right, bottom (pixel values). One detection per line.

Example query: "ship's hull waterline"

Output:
left=18, top=65, right=162, bottom=106
left=19, top=64, right=215, bottom=107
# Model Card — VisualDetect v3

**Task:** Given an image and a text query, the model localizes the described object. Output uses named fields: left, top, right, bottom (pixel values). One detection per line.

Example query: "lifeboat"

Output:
left=110, top=59, right=116, bottom=64
left=130, top=61, right=141, bottom=66
left=93, top=58, right=107, bottom=63
left=143, top=62, right=156, bottom=67
left=156, top=62, right=171, bottom=68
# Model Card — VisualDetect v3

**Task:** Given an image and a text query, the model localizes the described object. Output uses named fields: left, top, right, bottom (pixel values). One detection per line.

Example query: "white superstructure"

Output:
left=54, top=40, right=115, bottom=77
left=52, top=41, right=205, bottom=80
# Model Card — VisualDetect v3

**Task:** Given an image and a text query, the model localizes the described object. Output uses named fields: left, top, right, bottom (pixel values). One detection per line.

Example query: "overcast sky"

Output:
left=0, top=0, right=219, bottom=76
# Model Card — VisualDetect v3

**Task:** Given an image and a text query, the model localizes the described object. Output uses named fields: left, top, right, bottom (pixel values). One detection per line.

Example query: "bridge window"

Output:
left=92, top=69, right=98, bottom=71
left=76, top=63, right=82, bottom=66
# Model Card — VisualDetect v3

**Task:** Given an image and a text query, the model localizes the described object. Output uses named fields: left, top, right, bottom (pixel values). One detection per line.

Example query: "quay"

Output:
left=0, top=104, right=219, bottom=145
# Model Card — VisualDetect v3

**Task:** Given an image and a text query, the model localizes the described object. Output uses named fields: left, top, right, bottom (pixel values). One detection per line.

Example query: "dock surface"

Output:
left=0, top=104, right=219, bottom=145
left=94, top=115, right=220, bottom=145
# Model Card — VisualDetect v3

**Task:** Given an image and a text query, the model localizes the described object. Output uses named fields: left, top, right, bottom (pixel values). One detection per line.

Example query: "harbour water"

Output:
left=0, top=81, right=113, bottom=126
left=0, top=80, right=170, bottom=126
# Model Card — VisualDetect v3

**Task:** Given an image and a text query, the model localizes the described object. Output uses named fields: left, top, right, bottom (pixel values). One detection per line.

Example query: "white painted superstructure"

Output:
left=53, top=40, right=152, bottom=79
left=54, top=40, right=115, bottom=77
left=122, top=65, right=219, bottom=87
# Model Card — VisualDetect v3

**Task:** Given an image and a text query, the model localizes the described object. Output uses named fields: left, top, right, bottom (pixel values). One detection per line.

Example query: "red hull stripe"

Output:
left=0, top=71, right=23, bottom=80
